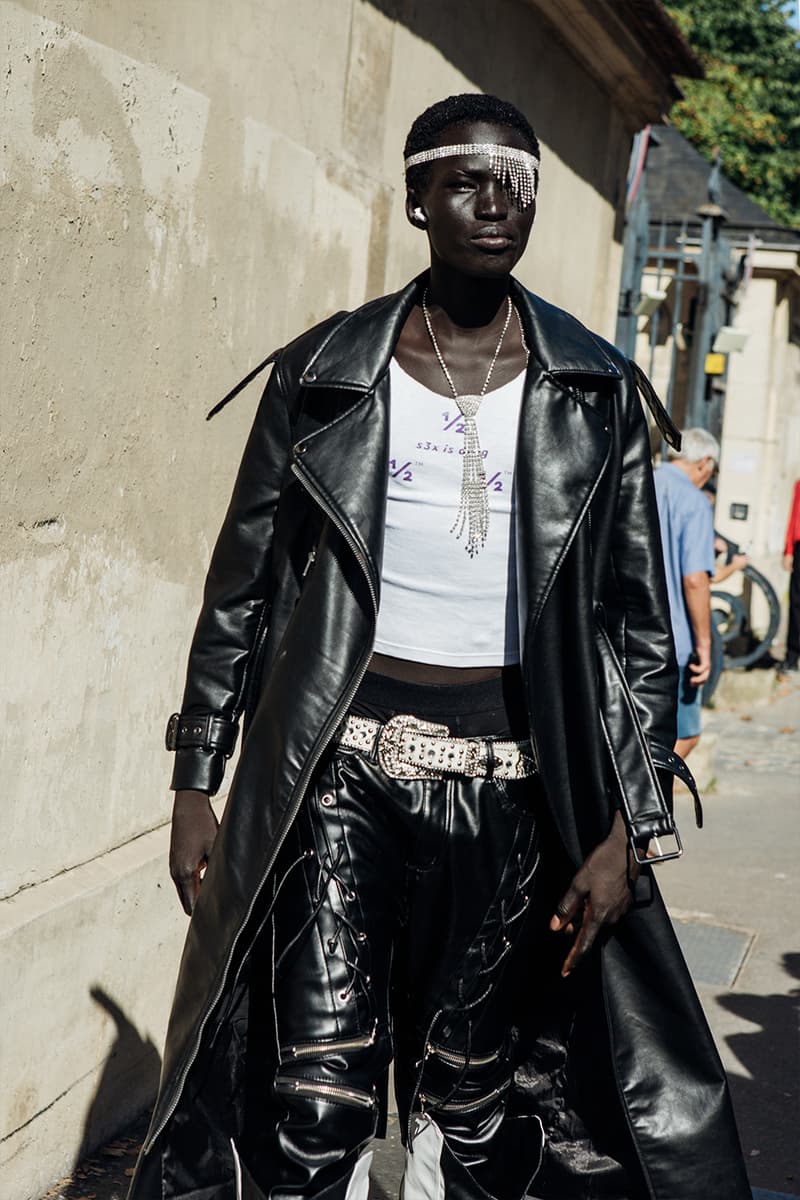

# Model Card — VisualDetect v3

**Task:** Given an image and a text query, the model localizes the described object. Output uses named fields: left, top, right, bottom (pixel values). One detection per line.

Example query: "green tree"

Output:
left=666, top=0, right=800, bottom=226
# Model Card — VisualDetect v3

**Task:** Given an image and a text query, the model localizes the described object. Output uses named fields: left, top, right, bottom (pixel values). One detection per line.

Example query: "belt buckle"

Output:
left=377, top=714, right=451, bottom=780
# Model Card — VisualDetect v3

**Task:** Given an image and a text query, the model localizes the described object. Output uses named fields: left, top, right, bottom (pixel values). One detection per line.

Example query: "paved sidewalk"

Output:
left=658, top=669, right=799, bottom=1198
left=41, top=674, right=799, bottom=1199
left=39, top=1121, right=146, bottom=1200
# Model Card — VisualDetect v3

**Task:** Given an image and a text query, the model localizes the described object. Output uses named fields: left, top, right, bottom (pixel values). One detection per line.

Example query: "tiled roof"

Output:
left=645, top=125, right=797, bottom=240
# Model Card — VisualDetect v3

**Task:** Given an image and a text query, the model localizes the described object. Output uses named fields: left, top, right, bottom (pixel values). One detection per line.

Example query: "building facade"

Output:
left=627, top=126, right=800, bottom=648
left=1, top=2, right=697, bottom=1194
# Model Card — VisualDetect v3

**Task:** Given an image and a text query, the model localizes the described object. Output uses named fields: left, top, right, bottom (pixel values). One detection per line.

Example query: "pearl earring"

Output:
left=413, top=207, right=426, bottom=223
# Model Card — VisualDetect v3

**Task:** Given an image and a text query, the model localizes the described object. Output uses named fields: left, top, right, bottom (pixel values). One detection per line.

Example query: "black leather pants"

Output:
left=239, top=734, right=545, bottom=1200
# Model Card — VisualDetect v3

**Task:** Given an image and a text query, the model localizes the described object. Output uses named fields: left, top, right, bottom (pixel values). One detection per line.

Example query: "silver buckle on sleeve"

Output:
left=631, top=826, right=684, bottom=865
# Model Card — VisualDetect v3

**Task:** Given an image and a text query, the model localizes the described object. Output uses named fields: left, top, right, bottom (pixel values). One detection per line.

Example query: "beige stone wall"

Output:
left=715, top=266, right=800, bottom=644
left=2, top=1, right=640, bottom=1194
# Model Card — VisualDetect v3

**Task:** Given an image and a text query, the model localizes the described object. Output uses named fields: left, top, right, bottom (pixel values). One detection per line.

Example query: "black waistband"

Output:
left=349, top=667, right=528, bottom=738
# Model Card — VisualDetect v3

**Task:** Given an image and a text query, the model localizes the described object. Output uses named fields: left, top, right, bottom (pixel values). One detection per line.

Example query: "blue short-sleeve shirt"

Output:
left=653, top=463, right=716, bottom=666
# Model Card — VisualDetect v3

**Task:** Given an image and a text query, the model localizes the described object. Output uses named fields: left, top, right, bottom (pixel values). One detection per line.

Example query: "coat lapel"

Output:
left=293, top=385, right=390, bottom=600
left=291, top=280, right=419, bottom=596
left=511, top=283, right=620, bottom=647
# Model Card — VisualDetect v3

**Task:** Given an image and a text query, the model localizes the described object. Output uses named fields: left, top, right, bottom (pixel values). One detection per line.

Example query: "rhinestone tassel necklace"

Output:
left=422, top=288, right=513, bottom=557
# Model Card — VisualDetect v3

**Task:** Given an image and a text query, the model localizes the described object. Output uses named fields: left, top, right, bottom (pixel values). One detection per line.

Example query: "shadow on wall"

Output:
left=75, top=986, right=162, bottom=1166
left=366, top=0, right=626, bottom=221
left=719, top=952, right=800, bottom=1192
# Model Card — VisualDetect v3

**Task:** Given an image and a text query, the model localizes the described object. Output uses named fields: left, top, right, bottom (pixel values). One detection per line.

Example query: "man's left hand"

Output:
left=550, top=810, right=638, bottom=977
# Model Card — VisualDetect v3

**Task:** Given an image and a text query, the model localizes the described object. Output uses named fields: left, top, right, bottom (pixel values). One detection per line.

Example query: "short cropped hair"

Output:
left=668, top=427, right=720, bottom=464
left=404, top=93, right=540, bottom=193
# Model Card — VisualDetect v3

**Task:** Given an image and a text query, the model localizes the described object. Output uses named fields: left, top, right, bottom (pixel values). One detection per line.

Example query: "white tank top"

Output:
left=373, top=359, right=524, bottom=667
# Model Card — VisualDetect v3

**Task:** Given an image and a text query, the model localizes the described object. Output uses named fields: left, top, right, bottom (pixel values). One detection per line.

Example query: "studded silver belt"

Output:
left=337, top=713, right=537, bottom=782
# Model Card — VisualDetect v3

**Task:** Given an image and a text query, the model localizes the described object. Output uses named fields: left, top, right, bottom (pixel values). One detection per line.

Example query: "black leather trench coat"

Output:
left=130, top=276, right=750, bottom=1200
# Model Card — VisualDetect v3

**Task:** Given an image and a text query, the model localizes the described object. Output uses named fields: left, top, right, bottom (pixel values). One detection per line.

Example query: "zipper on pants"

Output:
left=427, top=1043, right=501, bottom=1069
left=282, top=1027, right=377, bottom=1061
left=420, top=1079, right=511, bottom=1115
left=275, top=1076, right=377, bottom=1110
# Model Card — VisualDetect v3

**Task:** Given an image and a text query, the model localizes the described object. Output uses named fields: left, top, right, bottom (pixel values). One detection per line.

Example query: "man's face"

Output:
left=408, top=120, right=536, bottom=278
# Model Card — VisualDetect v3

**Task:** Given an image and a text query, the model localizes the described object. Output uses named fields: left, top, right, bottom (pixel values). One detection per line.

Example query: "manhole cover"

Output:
left=672, top=918, right=754, bottom=988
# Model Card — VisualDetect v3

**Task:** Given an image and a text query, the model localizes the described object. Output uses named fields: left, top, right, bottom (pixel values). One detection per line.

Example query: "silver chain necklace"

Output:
left=422, top=287, right=513, bottom=556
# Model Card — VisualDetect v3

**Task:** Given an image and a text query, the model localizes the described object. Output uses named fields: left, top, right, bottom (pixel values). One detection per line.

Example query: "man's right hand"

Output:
left=682, top=570, right=712, bottom=686
left=688, top=643, right=711, bottom=686
left=169, top=789, right=219, bottom=915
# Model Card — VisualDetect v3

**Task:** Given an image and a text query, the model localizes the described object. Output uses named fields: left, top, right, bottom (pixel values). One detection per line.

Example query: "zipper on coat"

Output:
left=302, top=546, right=317, bottom=578
left=143, top=459, right=379, bottom=1157
left=274, top=1076, right=377, bottom=1110
left=240, top=602, right=272, bottom=728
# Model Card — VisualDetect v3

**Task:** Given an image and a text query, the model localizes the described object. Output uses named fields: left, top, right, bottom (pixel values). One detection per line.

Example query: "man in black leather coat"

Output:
left=130, top=95, right=750, bottom=1200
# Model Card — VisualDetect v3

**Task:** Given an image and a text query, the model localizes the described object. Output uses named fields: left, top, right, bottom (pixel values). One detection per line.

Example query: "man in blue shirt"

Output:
left=653, top=428, right=719, bottom=758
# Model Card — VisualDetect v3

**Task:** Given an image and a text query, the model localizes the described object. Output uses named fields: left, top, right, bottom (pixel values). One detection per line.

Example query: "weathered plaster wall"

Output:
left=1, top=2, right=636, bottom=1194
left=2, top=0, right=376, bottom=901
left=0, top=828, right=184, bottom=1193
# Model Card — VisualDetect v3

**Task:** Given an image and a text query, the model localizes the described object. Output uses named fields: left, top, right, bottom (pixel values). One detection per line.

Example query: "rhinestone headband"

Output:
left=404, top=142, right=539, bottom=210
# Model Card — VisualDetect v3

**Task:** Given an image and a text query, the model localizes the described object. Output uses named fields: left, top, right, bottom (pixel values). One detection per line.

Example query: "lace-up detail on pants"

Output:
left=242, top=742, right=543, bottom=1198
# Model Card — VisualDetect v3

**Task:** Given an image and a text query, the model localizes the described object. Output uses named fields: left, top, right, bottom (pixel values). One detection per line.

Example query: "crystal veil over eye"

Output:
left=404, top=143, right=539, bottom=210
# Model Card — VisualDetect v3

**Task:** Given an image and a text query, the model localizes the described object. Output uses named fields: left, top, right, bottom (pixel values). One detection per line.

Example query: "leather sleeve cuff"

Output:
left=166, top=712, right=239, bottom=755
left=170, top=746, right=227, bottom=795
left=166, top=712, right=240, bottom=796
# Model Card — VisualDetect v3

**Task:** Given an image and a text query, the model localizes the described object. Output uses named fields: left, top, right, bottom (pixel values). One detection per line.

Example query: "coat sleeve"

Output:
left=170, top=357, right=293, bottom=795
left=609, top=361, right=678, bottom=754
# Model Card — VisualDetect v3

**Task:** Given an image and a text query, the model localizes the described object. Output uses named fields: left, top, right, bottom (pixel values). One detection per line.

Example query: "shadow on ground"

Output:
left=40, top=962, right=798, bottom=1197
left=720, top=952, right=800, bottom=1196
left=41, top=986, right=160, bottom=1200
